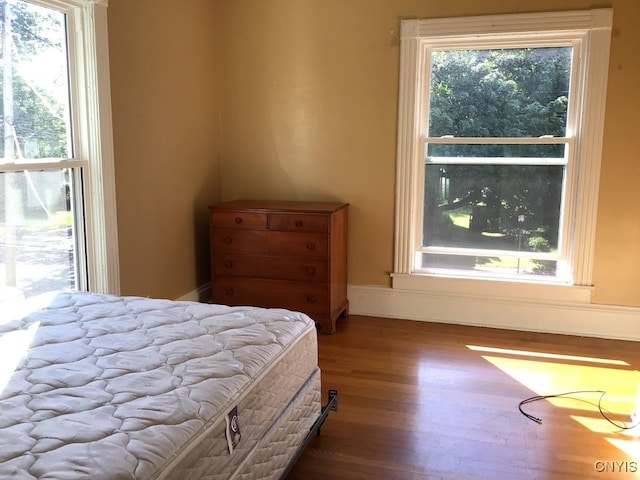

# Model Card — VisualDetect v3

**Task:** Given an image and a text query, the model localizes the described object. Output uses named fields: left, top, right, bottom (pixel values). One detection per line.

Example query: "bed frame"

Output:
left=280, top=389, right=338, bottom=479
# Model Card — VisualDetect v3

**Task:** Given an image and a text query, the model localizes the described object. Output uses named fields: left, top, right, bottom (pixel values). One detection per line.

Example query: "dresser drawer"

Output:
left=212, top=254, right=328, bottom=282
left=267, top=232, right=328, bottom=257
left=210, top=211, right=267, bottom=230
left=212, top=278, right=329, bottom=314
left=211, top=229, right=328, bottom=258
left=210, top=229, right=271, bottom=254
left=269, top=213, right=328, bottom=233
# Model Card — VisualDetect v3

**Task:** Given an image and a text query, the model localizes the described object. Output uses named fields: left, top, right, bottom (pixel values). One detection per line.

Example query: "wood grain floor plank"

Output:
left=287, top=315, right=640, bottom=479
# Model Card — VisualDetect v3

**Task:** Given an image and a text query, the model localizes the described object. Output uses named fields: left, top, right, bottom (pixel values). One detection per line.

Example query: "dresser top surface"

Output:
left=209, top=200, right=349, bottom=214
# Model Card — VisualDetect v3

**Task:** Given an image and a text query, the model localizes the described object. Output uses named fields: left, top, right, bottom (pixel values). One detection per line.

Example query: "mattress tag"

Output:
left=225, top=406, right=242, bottom=454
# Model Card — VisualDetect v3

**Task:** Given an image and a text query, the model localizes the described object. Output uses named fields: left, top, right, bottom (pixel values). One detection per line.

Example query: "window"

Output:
left=394, top=10, right=612, bottom=289
left=0, top=0, right=118, bottom=304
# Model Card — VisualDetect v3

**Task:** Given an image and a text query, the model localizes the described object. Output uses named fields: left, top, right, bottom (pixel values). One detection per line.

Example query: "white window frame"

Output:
left=1, top=0, right=120, bottom=294
left=71, top=0, right=120, bottom=294
left=392, top=9, right=612, bottom=299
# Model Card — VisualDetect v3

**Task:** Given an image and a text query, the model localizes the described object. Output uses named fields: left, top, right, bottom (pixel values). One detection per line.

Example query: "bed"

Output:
left=0, top=291, right=335, bottom=479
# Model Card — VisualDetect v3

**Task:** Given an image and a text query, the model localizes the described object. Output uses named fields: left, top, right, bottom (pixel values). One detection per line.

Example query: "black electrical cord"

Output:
left=519, top=389, right=640, bottom=430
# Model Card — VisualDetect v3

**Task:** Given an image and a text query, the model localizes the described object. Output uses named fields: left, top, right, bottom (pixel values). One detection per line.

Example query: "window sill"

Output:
left=390, top=272, right=592, bottom=305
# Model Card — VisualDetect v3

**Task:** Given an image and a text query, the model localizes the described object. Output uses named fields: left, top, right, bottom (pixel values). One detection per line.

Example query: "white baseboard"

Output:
left=348, top=284, right=640, bottom=342
left=177, top=282, right=212, bottom=302
left=181, top=282, right=640, bottom=341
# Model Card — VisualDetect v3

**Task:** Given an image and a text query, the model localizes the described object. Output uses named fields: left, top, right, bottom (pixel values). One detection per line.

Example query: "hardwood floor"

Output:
left=286, top=315, right=640, bottom=480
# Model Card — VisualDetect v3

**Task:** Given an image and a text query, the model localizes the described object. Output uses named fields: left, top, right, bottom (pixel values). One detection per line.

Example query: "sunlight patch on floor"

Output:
left=467, top=345, right=630, bottom=366
left=467, top=344, right=640, bottom=460
left=479, top=354, right=636, bottom=402
left=571, top=414, right=632, bottom=434
left=605, top=438, right=640, bottom=462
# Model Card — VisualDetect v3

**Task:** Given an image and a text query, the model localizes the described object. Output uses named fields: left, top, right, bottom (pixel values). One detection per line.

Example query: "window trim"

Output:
left=72, top=0, right=120, bottom=295
left=393, top=9, right=612, bottom=292
left=28, top=0, right=120, bottom=294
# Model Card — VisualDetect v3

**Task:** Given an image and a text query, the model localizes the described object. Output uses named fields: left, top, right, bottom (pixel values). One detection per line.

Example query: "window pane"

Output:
left=420, top=253, right=557, bottom=278
left=428, top=47, right=572, bottom=138
left=423, top=164, right=563, bottom=252
left=0, top=1, right=81, bottom=303
left=426, top=143, right=566, bottom=159
left=0, top=2, right=71, bottom=161
left=0, top=169, right=77, bottom=301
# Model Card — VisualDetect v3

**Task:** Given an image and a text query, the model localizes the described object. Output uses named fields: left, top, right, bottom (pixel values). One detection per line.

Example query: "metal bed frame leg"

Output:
left=316, top=389, right=338, bottom=436
left=279, top=389, right=339, bottom=479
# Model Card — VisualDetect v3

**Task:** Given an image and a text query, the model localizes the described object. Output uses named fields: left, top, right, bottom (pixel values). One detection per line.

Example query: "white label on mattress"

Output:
left=225, top=406, right=242, bottom=454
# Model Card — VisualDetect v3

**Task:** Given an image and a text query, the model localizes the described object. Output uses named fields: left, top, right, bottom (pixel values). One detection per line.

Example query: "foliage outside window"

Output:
left=394, top=10, right=612, bottom=287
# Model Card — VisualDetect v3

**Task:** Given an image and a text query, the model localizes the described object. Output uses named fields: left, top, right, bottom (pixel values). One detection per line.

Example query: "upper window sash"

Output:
left=420, top=40, right=584, bottom=142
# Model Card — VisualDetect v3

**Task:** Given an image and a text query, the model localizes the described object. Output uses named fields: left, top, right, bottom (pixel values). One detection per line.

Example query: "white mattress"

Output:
left=0, top=291, right=319, bottom=479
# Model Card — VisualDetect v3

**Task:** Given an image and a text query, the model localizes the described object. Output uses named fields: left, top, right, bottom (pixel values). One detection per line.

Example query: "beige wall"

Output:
left=217, top=0, right=640, bottom=307
left=108, top=0, right=222, bottom=299
left=107, top=0, right=640, bottom=308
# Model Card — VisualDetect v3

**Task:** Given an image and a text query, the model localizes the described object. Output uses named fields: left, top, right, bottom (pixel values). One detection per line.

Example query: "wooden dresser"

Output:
left=209, top=200, right=349, bottom=333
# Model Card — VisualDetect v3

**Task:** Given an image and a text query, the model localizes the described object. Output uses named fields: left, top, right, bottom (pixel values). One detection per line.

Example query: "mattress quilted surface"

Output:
left=0, top=291, right=316, bottom=480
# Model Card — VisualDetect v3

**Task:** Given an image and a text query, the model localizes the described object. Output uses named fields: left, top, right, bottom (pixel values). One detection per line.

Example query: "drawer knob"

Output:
left=295, top=220, right=303, bottom=228
left=305, top=266, right=316, bottom=276
left=306, top=295, right=316, bottom=303
left=234, top=217, right=243, bottom=224
left=224, top=260, right=233, bottom=268
left=225, top=287, right=234, bottom=296
left=306, top=242, right=315, bottom=250
left=223, top=236, right=233, bottom=244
